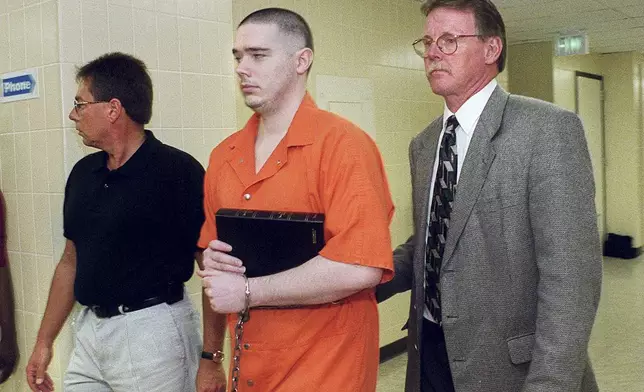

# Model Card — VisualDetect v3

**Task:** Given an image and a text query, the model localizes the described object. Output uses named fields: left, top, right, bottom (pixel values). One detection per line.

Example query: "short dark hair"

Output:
left=238, top=7, right=314, bottom=52
left=76, top=52, right=153, bottom=125
left=421, top=0, right=506, bottom=73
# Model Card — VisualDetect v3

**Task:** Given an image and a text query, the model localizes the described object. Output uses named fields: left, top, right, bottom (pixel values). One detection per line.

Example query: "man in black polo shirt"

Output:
left=24, top=53, right=223, bottom=392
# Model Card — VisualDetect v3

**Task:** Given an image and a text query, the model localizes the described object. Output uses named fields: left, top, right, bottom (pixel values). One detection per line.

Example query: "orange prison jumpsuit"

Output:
left=199, top=93, right=394, bottom=392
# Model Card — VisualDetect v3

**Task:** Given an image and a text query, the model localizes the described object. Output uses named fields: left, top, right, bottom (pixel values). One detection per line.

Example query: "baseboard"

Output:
left=379, top=337, right=407, bottom=363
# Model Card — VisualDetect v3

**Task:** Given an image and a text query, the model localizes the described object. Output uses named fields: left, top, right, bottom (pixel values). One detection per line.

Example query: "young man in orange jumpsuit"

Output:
left=197, top=7, right=395, bottom=392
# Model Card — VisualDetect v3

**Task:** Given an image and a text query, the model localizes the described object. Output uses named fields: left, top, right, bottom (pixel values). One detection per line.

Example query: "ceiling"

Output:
left=490, top=0, right=644, bottom=54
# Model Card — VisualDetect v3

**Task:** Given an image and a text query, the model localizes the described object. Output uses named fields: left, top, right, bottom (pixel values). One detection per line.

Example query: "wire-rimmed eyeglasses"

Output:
left=73, top=99, right=109, bottom=112
left=412, top=34, right=483, bottom=57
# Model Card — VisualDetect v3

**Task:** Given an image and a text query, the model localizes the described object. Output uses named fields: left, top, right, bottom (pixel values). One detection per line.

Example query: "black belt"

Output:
left=89, top=285, right=184, bottom=318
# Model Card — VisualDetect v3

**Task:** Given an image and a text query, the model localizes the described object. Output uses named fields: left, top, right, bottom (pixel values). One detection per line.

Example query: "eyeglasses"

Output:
left=412, top=34, right=483, bottom=57
left=73, top=99, right=108, bottom=112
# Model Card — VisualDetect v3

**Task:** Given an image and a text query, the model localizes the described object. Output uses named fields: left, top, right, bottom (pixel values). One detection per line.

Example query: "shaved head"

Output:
left=238, top=7, right=313, bottom=53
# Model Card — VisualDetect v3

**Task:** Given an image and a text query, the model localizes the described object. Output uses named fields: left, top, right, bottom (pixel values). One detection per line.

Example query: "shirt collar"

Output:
left=442, top=79, right=498, bottom=136
left=91, top=129, right=160, bottom=176
left=228, top=92, right=318, bottom=151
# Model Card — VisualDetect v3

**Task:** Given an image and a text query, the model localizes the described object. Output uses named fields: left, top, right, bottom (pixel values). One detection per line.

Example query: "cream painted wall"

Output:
left=0, top=1, right=65, bottom=391
left=555, top=54, right=603, bottom=75
left=553, top=54, right=603, bottom=113
left=598, top=52, right=642, bottom=247
left=640, top=58, right=644, bottom=249
left=553, top=68, right=575, bottom=111
left=507, top=41, right=554, bottom=103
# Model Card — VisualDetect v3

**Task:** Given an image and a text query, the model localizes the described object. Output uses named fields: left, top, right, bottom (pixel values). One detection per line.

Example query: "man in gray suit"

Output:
left=377, top=1, right=602, bottom=391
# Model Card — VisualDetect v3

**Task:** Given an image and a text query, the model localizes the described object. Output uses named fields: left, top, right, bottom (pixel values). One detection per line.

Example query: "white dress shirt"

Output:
left=423, top=79, right=498, bottom=323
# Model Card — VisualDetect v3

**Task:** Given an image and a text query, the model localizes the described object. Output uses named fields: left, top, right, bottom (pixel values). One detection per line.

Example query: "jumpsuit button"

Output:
left=243, top=193, right=251, bottom=200
left=247, top=379, right=254, bottom=387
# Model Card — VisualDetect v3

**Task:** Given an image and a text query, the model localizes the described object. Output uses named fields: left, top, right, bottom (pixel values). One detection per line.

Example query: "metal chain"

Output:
left=230, top=310, right=248, bottom=392
left=231, top=276, right=251, bottom=392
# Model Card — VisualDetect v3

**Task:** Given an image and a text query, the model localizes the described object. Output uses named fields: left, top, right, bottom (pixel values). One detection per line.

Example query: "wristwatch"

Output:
left=201, top=350, right=225, bottom=364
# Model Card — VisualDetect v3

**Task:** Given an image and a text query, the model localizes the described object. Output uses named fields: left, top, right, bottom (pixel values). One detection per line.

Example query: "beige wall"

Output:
left=507, top=41, right=554, bottom=103
left=640, top=58, right=644, bottom=249
left=552, top=53, right=605, bottom=116
left=555, top=54, right=603, bottom=75
left=598, top=52, right=643, bottom=247
left=0, top=1, right=66, bottom=391
left=553, top=54, right=603, bottom=112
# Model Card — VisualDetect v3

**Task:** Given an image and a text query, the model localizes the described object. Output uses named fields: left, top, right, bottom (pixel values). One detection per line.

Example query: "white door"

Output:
left=315, top=75, right=376, bottom=139
left=576, top=73, right=605, bottom=241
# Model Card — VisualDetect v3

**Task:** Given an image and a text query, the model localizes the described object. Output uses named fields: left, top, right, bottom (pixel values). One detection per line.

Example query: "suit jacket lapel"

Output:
left=442, top=86, right=509, bottom=266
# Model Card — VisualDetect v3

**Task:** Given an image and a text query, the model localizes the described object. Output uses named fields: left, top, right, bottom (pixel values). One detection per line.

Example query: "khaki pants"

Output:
left=64, top=293, right=201, bottom=392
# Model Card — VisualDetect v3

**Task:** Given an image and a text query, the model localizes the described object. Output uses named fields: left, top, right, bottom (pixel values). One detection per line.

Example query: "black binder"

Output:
left=215, top=209, right=325, bottom=278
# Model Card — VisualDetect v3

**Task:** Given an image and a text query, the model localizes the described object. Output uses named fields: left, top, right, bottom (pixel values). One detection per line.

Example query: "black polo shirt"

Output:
left=63, top=130, right=205, bottom=306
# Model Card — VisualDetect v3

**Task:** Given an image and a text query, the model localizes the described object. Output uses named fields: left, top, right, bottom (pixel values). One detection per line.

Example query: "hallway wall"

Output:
left=0, top=1, right=66, bottom=390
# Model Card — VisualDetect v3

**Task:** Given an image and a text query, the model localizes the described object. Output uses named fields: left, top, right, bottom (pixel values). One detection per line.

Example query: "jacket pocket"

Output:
left=506, top=332, right=535, bottom=365
left=477, top=195, right=523, bottom=213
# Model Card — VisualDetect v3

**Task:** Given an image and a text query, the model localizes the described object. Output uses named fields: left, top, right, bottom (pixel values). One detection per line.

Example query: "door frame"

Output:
left=574, top=71, right=606, bottom=241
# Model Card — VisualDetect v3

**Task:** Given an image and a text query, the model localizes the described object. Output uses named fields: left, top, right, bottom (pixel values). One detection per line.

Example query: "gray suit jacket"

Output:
left=377, top=86, right=602, bottom=392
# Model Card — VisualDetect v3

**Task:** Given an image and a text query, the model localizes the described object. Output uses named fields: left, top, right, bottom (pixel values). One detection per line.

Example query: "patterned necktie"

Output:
left=425, top=115, right=458, bottom=324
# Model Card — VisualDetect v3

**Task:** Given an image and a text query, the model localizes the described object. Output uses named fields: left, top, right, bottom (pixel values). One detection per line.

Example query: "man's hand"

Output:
left=25, top=341, right=54, bottom=392
left=200, top=240, right=245, bottom=274
left=196, top=360, right=227, bottom=392
left=198, top=240, right=248, bottom=314
left=200, top=271, right=247, bottom=314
